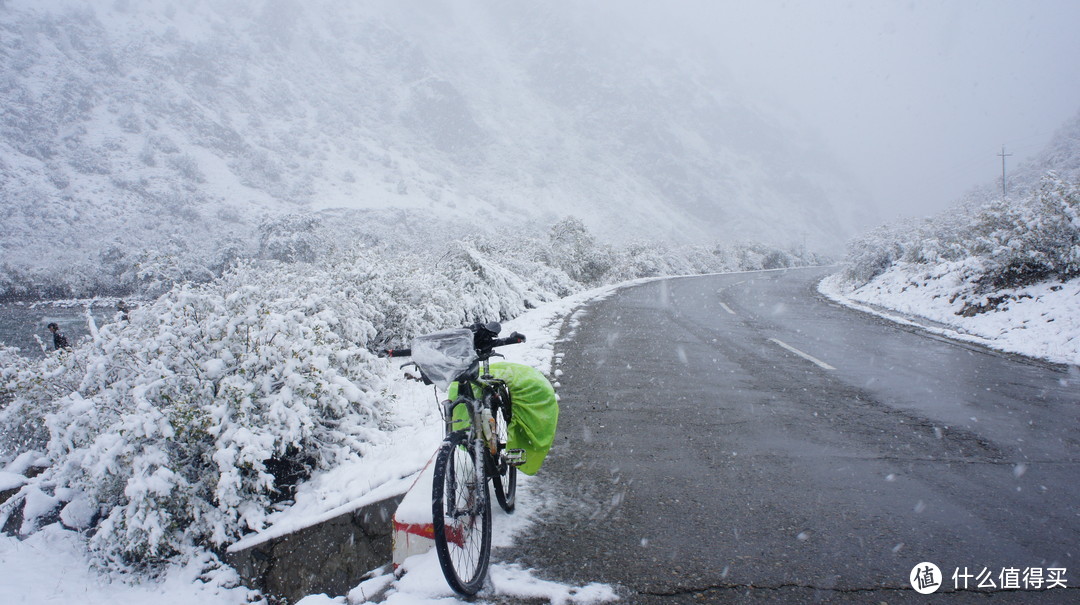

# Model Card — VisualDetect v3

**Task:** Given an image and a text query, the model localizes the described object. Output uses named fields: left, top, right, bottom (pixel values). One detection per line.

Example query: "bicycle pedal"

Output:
left=504, top=449, right=526, bottom=467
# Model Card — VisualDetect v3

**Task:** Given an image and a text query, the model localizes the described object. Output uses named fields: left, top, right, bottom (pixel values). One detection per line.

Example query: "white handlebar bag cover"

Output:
left=411, top=328, right=478, bottom=391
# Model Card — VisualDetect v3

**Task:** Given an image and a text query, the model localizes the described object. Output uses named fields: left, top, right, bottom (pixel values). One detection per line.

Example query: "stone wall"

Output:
left=225, top=495, right=404, bottom=604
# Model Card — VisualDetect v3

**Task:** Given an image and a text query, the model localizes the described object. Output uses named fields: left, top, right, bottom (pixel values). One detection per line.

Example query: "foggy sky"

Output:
left=590, top=0, right=1080, bottom=221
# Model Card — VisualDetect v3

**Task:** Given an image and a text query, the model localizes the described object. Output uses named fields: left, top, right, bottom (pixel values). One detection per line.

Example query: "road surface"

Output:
left=508, top=267, right=1079, bottom=603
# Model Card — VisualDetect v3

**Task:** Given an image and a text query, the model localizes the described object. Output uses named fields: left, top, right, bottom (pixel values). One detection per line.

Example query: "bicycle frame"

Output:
left=383, top=324, right=524, bottom=596
left=441, top=358, right=505, bottom=446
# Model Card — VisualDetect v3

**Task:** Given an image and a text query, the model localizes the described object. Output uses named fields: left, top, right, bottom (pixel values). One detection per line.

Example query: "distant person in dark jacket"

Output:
left=47, top=323, right=70, bottom=350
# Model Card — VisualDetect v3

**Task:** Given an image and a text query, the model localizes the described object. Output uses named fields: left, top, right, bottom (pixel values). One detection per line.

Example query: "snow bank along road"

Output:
left=513, top=267, right=1079, bottom=603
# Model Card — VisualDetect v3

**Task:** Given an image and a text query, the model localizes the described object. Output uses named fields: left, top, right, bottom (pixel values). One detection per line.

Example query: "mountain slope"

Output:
left=0, top=0, right=873, bottom=295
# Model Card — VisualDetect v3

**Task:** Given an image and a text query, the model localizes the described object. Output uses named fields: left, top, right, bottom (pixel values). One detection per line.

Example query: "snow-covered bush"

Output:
left=546, top=216, right=616, bottom=286
left=840, top=173, right=1079, bottom=292
left=842, top=224, right=907, bottom=285
left=128, top=245, right=218, bottom=298
left=972, top=174, right=1080, bottom=290
left=467, top=232, right=578, bottom=301
left=165, top=154, right=206, bottom=184
left=257, top=213, right=326, bottom=264
left=609, top=241, right=682, bottom=279
left=355, top=237, right=576, bottom=347
left=0, top=237, right=573, bottom=570
left=2, top=260, right=396, bottom=570
left=0, top=346, right=85, bottom=460
left=0, top=216, right=824, bottom=573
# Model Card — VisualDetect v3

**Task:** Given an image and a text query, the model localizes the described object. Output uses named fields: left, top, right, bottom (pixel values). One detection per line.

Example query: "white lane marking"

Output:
left=718, top=302, right=736, bottom=315
left=768, top=338, right=836, bottom=370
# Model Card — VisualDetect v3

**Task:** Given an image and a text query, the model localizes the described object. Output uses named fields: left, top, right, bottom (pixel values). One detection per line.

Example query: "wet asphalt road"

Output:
left=505, top=267, right=1080, bottom=603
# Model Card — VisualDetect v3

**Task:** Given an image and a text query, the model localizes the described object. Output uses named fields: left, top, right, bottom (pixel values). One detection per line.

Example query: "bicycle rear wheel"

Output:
left=491, top=394, right=517, bottom=513
left=432, top=430, right=492, bottom=596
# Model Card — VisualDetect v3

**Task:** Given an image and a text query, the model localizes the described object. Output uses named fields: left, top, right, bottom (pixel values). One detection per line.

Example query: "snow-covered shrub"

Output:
left=761, top=248, right=795, bottom=269
left=467, top=232, right=578, bottom=301
left=128, top=245, right=217, bottom=298
left=118, top=112, right=142, bottom=134
left=837, top=173, right=1078, bottom=317
left=229, top=148, right=284, bottom=192
left=0, top=239, right=578, bottom=570
left=547, top=216, right=615, bottom=286
left=257, top=213, right=325, bottom=263
left=0, top=346, right=85, bottom=462
left=841, top=224, right=907, bottom=285
left=165, top=154, right=206, bottom=184
left=443, top=240, right=550, bottom=322
left=843, top=173, right=1079, bottom=292
left=210, top=236, right=249, bottom=274
left=607, top=241, right=684, bottom=280
left=973, top=174, right=1080, bottom=290
left=356, top=238, right=574, bottom=347
left=0, top=214, right=830, bottom=573
left=2, top=261, right=393, bottom=570
left=682, top=245, right=733, bottom=274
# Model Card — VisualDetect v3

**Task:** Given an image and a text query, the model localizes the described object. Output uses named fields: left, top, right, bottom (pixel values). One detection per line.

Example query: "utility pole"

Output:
left=998, top=145, right=1013, bottom=198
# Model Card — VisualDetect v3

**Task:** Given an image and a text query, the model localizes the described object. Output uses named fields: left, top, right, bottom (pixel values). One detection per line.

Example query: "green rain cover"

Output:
left=448, top=361, right=559, bottom=475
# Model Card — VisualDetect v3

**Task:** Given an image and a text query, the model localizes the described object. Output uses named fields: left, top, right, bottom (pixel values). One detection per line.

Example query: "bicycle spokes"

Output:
left=433, top=433, right=491, bottom=595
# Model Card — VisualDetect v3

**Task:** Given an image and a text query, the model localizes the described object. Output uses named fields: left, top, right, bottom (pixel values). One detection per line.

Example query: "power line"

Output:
left=997, top=145, right=1013, bottom=198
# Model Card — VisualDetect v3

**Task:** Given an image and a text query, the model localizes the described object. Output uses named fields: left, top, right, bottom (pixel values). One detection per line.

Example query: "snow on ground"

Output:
left=307, top=473, right=617, bottom=605
left=2, top=281, right=637, bottom=604
left=819, top=265, right=1080, bottom=367
left=0, top=524, right=259, bottom=605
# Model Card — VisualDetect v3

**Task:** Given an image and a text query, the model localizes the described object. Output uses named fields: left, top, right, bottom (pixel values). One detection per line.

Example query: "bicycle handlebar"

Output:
left=379, top=331, right=525, bottom=359
left=491, top=332, right=526, bottom=348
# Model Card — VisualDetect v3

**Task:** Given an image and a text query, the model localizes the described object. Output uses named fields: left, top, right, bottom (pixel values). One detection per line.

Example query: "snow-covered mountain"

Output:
left=0, top=0, right=874, bottom=294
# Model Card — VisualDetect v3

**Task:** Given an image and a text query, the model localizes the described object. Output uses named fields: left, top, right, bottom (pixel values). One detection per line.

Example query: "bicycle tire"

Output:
left=491, top=392, right=517, bottom=513
left=432, top=430, right=492, bottom=596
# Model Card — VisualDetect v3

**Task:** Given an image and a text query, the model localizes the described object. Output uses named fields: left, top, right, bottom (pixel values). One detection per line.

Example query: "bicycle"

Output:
left=383, top=322, right=526, bottom=595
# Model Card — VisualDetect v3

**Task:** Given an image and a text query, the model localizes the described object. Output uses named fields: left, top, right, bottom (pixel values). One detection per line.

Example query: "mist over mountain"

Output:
left=840, top=103, right=1080, bottom=293
left=0, top=0, right=875, bottom=294
left=960, top=108, right=1080, bottom=206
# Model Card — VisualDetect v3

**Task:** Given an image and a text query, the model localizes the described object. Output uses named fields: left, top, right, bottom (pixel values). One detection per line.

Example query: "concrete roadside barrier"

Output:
left=222, top=448, right=441, bottom=602
left=391, top=450, right=439, bottom=568
left=225, top=494, right=403, bottom=603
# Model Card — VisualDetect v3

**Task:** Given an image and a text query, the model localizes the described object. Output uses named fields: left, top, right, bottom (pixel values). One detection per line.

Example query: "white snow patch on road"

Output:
left=819, top=266, right=1080, bottom=367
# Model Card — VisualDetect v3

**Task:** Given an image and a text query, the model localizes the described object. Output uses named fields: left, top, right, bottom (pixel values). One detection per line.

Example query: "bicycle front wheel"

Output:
left=491, top=395, right=517, bottom=513
left=432, top=430, right=492, bottom=596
